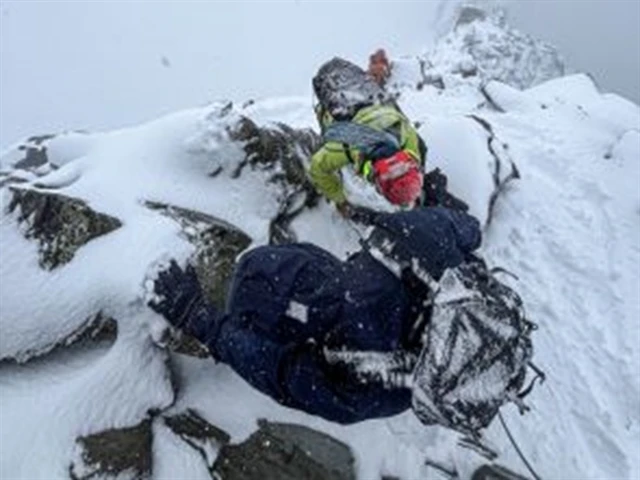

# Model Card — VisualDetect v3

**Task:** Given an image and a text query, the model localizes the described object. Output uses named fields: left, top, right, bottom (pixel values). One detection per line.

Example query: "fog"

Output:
left=508, top=0, right=640, bottom=105
left=0, top=1, right=451, bottom=148
left=1, top=1, right=638, bottom=149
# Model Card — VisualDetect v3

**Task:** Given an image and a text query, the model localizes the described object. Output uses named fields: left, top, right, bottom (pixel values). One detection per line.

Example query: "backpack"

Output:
left=312, top=57, right=391, bottom=121
left=411, top=257, right=542, bottom=436
left=322, top=120, right=401, bottom=170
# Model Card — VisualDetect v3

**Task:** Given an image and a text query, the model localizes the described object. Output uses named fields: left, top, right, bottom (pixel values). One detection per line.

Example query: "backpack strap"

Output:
left=323, top=121, right=401, bottom=166
left=341, top=143, right=357, bottom=166
left=517, top=361, right=546, bottom=399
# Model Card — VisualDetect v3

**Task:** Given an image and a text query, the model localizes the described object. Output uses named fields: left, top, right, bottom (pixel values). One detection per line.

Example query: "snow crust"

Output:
left=1, top=16, right=639, bottom=480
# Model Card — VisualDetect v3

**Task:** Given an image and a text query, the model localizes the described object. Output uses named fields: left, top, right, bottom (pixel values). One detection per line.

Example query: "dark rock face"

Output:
left=7, top=187, right=122, bottom=270
left=3, top=117, right=359, bottom=480
left=162, top=330, right=211, bottom=359
left=455, top=6, right=487, bottom=27
left=70, top=412, right=358, bottom=480
left=0, top=134, right=60, bottom=188
left=471, top=464, right=531, bottom=480
left=0, top=185, right=121, bottom=363
left=0, top=312, right=117, bottom=364
left=145, top=201, right=252, bottom=311
left=213, top=419, right=356, bottom=480
left=227, top=116, right=321, bottom=244
left=164, top=409, right=231, bottom=472
left=14, top=134, right=56, bottom=170
left=70, top=419, right=152, bottom=480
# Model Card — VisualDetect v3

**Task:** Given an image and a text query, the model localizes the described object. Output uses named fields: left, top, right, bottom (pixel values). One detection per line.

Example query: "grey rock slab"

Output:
left=212, top=419, right=356, bottom=480
left=70, top=419, right=152, bottom=480
left=163, top=409, right=231, bottom=471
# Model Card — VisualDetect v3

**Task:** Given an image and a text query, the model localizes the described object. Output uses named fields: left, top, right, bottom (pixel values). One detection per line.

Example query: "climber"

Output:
left=308, top=56, right=427, bottom=217
left=149, top=205, right=538, bottom=431
left=148, top=207, right=478, bottom=424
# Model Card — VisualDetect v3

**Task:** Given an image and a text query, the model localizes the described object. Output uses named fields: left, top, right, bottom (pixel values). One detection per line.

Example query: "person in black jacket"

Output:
left=148, top=207, right=481, bottom=424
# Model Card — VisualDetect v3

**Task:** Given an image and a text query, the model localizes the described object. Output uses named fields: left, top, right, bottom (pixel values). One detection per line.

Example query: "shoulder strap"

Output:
left=323, top=122, right=401, bottom=161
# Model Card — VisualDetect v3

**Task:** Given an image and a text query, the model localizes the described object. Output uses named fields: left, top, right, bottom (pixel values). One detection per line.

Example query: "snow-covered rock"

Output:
left=0, top=104, right=335, bottom=478
left=1, top=10, right=639, bottom=480
left=390, top=5, right=565, bottom=93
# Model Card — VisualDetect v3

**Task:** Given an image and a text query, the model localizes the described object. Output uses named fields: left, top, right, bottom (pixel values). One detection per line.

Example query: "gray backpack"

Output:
left=412, top=258, right=543, bottom=436
left=312, top=57, right=393, bottom=121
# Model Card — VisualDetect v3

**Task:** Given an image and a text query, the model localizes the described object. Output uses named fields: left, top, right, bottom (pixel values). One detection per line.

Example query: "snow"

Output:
left=419, top=116, right=496, bottom=225
left=285, top=300, right=309, bottom=325
left=0, top=317, right=174, bottom=478
left=1, top=10, right=640, bottom=480
left=472, top=78, right=640, bottom=479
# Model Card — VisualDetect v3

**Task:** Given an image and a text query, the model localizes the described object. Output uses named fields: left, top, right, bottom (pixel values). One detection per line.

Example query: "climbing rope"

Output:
left=498, top=411, right=543, bottom=480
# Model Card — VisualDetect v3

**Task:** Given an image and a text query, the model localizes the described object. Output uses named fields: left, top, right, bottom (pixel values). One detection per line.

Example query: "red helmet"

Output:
left=373, top=151, right=423, bottom=206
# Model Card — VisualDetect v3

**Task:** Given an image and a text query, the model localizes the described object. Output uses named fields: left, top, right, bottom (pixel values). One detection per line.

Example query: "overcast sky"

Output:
left=1, top=1, right=638, bottom=148
left=508, top=0, right=640, bottom=105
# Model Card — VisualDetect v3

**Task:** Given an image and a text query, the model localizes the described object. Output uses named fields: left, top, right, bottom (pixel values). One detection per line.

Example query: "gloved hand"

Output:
left=323, top=348, right=417, bottom=390
left=336, top=201, right=354, bottom=219
left=422, top=168, right=469, bottom=212
left=148, top=260, right=209, bottom=337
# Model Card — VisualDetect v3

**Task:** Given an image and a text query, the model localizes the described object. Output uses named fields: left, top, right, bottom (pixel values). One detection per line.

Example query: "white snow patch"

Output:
left=285, top=300, right=309, bottom=324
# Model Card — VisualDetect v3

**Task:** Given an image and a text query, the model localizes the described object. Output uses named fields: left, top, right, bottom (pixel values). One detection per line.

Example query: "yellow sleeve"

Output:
left=401, top=121, right=425, bottom=166
left=308, top=142, right=352, bottom=204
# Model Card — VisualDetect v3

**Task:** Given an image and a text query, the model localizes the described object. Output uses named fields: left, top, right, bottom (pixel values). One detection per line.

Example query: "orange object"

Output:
left=368, top=48, right=391, bottom=86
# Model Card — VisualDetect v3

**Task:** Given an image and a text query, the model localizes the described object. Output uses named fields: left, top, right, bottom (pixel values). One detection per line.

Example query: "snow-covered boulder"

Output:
left=213, top=419, right=356, bottom=480
left=390, top=4, right=565, bottom=92
left=0, top=103, right=341, bottom=479
left=0, top=103, right=322, bottom=364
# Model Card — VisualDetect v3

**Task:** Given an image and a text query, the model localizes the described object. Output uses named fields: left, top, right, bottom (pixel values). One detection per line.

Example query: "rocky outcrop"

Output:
left=70, top=419, right=153, bottom=480
left=471, top=464, right=531, bottom=480
left=164, top=409, right=231, bottom=473
left=144, top=200, right=254, bottom=358
left=7, top=187, right=122, bottom=270
left=70, top=412, right=358, bottom=480
left=0, top=106, right=358, bottom=480
left=0, top=186, right=121, bottom=363
left=226, top=115, right=321, bottom=244
left=1, top=312, right=117, bottom=364
left=12, top=134, right=57, bottom=170
left=213, top=419, right=356, bottom=480
left=145, top=201, right=252, bottom=311
left=401, top=5, right=565, bottom=92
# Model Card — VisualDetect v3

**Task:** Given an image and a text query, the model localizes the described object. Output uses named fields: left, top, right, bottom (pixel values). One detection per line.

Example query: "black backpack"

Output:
left=411, top=257, right=543, bottom=436
left=312, top=57, right=392, bottom=122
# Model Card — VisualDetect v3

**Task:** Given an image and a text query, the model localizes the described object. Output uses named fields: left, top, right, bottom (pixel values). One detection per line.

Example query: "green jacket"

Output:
left=309, top=104, right=424, bottom=204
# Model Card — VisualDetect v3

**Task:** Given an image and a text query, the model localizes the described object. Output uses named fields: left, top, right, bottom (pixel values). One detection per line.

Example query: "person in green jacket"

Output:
left=308, top=57, right=426, bottom=217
